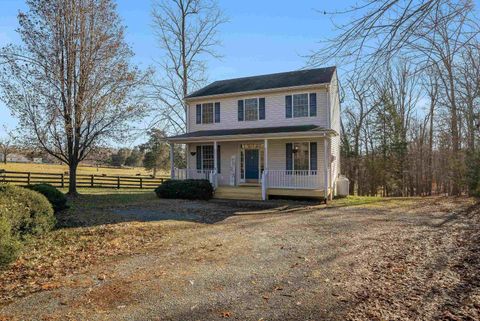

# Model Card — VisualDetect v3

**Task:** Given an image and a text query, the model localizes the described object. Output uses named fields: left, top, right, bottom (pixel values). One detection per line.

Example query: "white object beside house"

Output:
left=167, top=67, right=341, bottom=201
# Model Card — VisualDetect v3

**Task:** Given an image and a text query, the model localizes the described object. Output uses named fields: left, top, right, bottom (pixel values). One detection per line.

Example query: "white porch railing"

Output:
left=264, top=170, right=322, bottom=190
left=173, top=168, right=217, bottom=188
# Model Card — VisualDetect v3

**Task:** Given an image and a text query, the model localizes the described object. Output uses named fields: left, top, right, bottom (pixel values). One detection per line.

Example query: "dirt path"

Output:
left=1, top=197, right=478, bottom=321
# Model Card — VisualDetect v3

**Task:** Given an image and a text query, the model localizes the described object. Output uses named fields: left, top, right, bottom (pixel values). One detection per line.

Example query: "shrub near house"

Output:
left=0, top=184, right=55, bottom=267
left=155, top=179, right=213, bottom=200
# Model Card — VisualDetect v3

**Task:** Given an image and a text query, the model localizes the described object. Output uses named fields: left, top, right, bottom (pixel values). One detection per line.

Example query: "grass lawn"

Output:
left=0, top=162, right=168, bottom=177
left=60, top=188, right=158, bottom=209
left=327, top=195, right=420, bottom=208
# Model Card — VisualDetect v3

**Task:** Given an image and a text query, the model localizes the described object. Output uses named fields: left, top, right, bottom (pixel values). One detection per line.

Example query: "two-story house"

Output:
left=166, top=67, right=341, bottom=201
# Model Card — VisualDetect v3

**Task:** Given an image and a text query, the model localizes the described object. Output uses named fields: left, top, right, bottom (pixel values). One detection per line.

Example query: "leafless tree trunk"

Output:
left=423, top=70, right=440, bottom=195
left=0, top=0, right=149, bottom=195
left=457, top=43, right=480, bottom=152
left=151, top=0, right=226, bottom=134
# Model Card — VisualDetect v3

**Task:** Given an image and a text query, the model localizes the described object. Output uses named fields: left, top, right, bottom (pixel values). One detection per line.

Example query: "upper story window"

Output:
left=285, top=93, right=317, bottom=118
left=238, top=98, right=265, bottom=121
left=245, top=99, right=258, bottom=121
left=196, top=102, right=220, bottom=124
left=293, top=94, right=308, bottom=117
left=202, top=103, right=213, bottom=123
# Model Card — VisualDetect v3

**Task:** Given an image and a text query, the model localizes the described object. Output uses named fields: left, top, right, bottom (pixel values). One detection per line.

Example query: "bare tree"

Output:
left=423, top=70, right=440, bottom=195
left=313, top=0, right=479, bottom=196
left=341, top=74, right=377, bottom=194
left=457, top=42, right=480, bottom=152
left=411, top=4, right=479, bottom=194
left=308, top=0, right=474, bottom=70
left=0, top=0, right=149, bottom=195
left=0, top=126, right=16, bottom=164
left=151, top=0, right=226, bottom=134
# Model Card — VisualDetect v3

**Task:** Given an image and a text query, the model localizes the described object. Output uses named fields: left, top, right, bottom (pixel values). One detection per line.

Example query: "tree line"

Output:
left=311, top=0, right=480, bottom=196
left=107, top=129, right=185, bottom=176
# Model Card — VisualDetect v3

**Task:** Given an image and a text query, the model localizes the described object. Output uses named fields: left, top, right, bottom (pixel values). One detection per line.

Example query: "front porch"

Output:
left=167, top=126, right=337, bottom=201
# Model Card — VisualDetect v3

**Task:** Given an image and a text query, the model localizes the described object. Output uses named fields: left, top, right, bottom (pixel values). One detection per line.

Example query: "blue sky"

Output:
left=0, top=0, right=344, bottom=139
left=1, top=0, right=478, bottom=142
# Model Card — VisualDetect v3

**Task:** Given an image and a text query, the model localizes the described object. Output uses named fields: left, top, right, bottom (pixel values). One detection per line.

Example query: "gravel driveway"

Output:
left=1, top=197, right=479, bottom=321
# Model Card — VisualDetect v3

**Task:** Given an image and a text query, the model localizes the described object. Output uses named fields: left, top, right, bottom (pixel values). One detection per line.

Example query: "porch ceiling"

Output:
left=166, top=125, right=337, bottom=143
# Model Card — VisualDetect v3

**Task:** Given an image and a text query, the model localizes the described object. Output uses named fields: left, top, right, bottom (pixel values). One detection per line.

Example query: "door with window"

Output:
left=240, top=143, right=264, bottom=183
left=245, top=149, right=259, bottom=180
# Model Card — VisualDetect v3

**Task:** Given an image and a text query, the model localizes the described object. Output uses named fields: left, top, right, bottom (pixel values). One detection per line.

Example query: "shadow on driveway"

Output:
left=57, top=191, right=320, bottom=228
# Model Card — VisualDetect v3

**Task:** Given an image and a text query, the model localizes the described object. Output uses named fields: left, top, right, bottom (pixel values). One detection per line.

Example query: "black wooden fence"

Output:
left=0, top=170, right=167, bottom=189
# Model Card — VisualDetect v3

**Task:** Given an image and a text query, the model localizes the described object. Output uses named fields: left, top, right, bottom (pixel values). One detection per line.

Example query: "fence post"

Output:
left=117, top=176, right=120, bottom=189
left=140, top=177, right=143, bottom=189
left=61, top=174, right=64, bottom=188
left=27, top=172, right=31, bottom=185
left=90, top=175, right=94, bottom=188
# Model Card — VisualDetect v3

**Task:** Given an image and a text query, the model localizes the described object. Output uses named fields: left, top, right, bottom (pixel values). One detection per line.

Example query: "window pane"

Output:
left=293, top=94, right=308, bottom=118
left=244, top=98, right=258, bottom=121
left=202, top=103, right=214, bottom=123
left=293, top=142, right=309, bottom=171
left=202, top=145, right=214, bottom=170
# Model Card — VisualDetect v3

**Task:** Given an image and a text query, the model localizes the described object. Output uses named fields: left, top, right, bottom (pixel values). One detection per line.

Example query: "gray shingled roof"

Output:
left=168, top=125, right=332, bottom=141
left=186, top=67, right=336, bottom=99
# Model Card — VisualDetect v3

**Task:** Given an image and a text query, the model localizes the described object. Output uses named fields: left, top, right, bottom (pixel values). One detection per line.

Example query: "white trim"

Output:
left=168, top=130, right=336, bottom=143
left=170, top=143, right=175, bottom=179
left=327, top=85, right=331, bottom=129
left=324, top=140, right=329, bottom=199
left=185, top=83, right=329, bottom=102
left=264, top=139, right=268, bottom=171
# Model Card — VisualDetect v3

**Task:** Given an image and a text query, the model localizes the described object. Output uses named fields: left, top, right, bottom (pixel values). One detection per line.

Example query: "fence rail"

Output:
left=0, top=170, right=167, bottom=189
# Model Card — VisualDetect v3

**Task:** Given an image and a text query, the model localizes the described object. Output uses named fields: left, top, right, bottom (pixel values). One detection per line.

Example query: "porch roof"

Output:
left=167, top=125, right=337, bottom=143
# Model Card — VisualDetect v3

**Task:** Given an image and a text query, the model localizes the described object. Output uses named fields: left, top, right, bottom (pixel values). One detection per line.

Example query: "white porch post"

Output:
left=323, top=138, right=329, bottom=201
left=185, top=143, right=189, bottom=180
left=213, top=141, right=218, bottom=188
left=264, top=139, right=268, bottom=171
left=262, top=139, right=268, bottom=200
left=170, top=142, right=175, bottom=179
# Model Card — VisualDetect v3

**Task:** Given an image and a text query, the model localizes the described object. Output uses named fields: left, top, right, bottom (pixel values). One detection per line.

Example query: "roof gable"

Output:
left=186, top=66, right=336, bottom=99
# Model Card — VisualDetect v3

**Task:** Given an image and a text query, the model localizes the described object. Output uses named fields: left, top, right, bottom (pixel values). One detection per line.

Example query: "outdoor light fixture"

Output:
left=190, top=151, right=197, bottom=156
left=292, top=145, right=299, bottom=154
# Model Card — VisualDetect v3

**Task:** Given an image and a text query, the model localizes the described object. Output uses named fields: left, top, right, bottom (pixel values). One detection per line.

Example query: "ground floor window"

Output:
left=197, top=145, right=214, bottom=170
left=293, top=142, right=309, bottom=171
left=287, top=141, right=317, bottom=173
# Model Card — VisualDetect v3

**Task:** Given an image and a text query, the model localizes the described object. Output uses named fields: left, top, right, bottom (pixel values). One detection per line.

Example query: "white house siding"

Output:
left=187, top=86, right=329, bottom=132
left=329, top=71, right=341, bottom=193
left=187, top=138, right=327, bottom=188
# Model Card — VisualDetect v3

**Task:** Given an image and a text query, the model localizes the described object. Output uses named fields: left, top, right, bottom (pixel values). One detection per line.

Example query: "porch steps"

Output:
left=214, top=186, right=262, bottom=201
